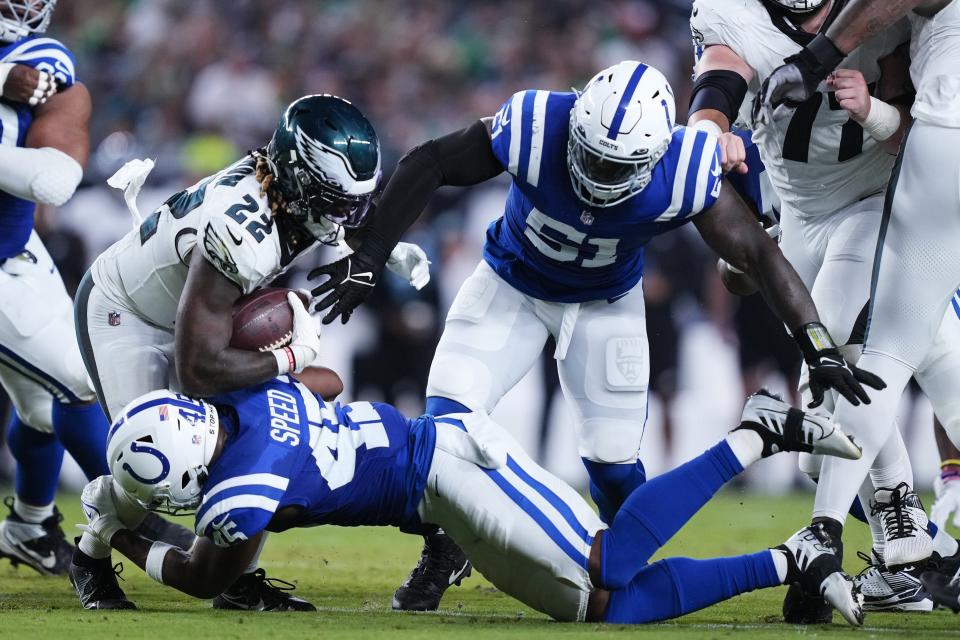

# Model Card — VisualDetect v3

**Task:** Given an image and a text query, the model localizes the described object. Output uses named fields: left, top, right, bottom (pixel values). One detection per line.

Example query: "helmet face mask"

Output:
left=107, top=392, right=220, bottom=516
left=567, top=61, right=676, bottom=208
left=267, top=95, right=381, bottom=239
left=0, top=0, right=56, bottom=43
left=762, top=0, right=827, bottom=15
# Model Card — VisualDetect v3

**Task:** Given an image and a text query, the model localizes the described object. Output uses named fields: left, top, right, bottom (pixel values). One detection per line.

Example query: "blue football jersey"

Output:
left=195, top=377, right=436, bottom=547
left=0, top=35, right=77, bottom=260
left=725, top=129, right=778, bottom=219
left=484, top=90, right=722, bottom=302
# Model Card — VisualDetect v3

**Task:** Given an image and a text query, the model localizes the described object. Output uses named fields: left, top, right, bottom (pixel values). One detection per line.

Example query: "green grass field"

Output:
left=2, top=491, right=959, bottom=639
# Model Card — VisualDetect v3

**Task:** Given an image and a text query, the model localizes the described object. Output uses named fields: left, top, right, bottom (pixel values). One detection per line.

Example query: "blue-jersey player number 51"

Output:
left=524, top=208, right=619, bottom=268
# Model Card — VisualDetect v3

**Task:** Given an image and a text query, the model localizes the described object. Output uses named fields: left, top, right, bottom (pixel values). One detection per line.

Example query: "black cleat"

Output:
left=135, top=512, right=196, bottom=549
left=779, top=522, right=859, bottom=625
left=68, top=544, right=136, bottom=610
left=0, top=496, right=73, bottom=575
left=392, top=531, right=472, bottom=611
left=212, top=568, right=316, bottom=611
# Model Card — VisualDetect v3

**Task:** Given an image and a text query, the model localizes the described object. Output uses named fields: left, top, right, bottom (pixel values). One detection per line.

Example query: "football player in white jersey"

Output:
left=0, top=0, right=126, bottom=578
left=68, top=94, right=428, bottom=610
left=758, top=0, right=960, bottom=610
left=691, top=0, right=960, bottom=616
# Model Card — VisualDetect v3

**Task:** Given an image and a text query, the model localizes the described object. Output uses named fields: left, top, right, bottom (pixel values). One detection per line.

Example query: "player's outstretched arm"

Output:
left=174, top=251, right=299, bottom=397
left=0, top=81, right=89, bottom=206
left=694, top=187, right=885, bottom=407
left=310, top=119, right=504, bottom=324
left=110, top=527, right=262, bottom=599
left=826, top=0, right=938, bottom=54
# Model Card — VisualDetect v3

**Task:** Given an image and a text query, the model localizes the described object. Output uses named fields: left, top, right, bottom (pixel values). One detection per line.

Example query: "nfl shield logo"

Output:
left=108, top=311, right=121, bottom=326
left=580, top=210, right=595, bottom=226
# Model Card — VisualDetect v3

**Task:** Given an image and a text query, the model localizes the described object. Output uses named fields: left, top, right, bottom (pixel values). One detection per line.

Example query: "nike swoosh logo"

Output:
left=16, top=543, right=56, bottom=568
left=351, top=271, right=373, bottom=281
left=227, top=227, right=243, bottom=246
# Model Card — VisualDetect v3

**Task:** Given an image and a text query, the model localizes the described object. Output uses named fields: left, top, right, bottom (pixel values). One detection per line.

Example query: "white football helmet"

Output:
left=106, top=391, right=220, bottom=514
left=0, top=0, right=57, bottom=44
left=568, top=60, right=676, bottom=207
left=763, top=0, right=826, bottom=14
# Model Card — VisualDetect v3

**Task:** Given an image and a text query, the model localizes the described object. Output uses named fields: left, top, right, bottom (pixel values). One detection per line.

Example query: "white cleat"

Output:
left=777, top=524, right=864, bottom=626
left=872, top=483, right=933, bottom=570
left=854, top=550, right=933, bottom=612
left=736, top=390, right=862, bottom=460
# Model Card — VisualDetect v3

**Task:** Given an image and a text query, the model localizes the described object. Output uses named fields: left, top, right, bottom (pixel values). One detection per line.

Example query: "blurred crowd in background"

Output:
left=1, top=0, right=943, bottom=492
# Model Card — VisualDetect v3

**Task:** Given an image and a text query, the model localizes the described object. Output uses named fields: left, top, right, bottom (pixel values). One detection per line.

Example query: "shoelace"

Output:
left=854, top=551, right=880, bottom=580
left=251, top=568, right=300, bottom=598
left=871, top=490, right=917, bottom=541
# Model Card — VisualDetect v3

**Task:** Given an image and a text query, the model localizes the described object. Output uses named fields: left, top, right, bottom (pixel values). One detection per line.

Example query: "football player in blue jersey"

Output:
left=0, top=0, right=146, bottom=577
left=76, top=379, right=868, bottom=625
left=308, top=60, right=884, bottom=610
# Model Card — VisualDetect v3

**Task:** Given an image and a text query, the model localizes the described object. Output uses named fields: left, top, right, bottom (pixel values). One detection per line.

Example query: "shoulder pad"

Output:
left=198, top=188, right=279, bottom=294
left=2, top=37, right=77, bottom=86
left=656, top=126, right=722, bottom=221
left=489, top=90, right=572, bottom=187
left=194, top=473, right=287, bottom=546
left=691, top=0, right=751, bottom=55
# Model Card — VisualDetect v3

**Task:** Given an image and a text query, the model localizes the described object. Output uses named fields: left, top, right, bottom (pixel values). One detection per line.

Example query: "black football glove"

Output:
left=794, top=322, right=886, bottom=408
left=309, top=251, right=383, bottom=325
left=754, top=34, right=845, bottom=125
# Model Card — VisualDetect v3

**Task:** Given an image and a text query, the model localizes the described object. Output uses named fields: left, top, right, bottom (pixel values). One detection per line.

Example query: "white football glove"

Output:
left=273, top=291, right=320, bottom=374
left=386, top=242, right=431, bottom=290
left=931, top=476, right=960, bottom=530
left=78, top=476, right=131, bottom=547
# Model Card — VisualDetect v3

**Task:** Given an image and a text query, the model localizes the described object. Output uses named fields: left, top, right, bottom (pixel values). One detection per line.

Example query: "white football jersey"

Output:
left=92, top=157, right=328, bottom=329
left=691, top=0, right=910, bottom=218
left=910, top=0, right=960, bottom=127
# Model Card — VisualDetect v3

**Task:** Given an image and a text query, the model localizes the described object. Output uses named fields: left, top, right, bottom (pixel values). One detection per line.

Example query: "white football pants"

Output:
left=817, top=122, right=960, bottom=523
left=419, top=413, right=603, bottom=621
left=75, top=271, right=177, bottom=422
left=0, top=230, right=95, bottom=432
left=426, top=260, right=648, bottom=464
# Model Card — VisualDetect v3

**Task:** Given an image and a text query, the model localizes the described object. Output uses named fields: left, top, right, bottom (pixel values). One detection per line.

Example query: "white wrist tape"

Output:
left=145, top=541, right=173, bottom=584
left=272, top=347, right=295, bottom=375
left=0, top=145, right=82, bottom=205
left=692, top=119, right=724, bottom=137
left=861, top=97, right=901, bottom=142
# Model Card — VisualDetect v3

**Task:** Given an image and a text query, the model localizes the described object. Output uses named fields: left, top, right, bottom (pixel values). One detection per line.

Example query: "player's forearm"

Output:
left=176, top=346, right=280, bottom=398
left=111, top=529, right=228, bottom=599
left=747, top=241, right=820, bottom=332
left=826, top=0, right=926, bottom=54
left=364, top=120, right=503, bottom=261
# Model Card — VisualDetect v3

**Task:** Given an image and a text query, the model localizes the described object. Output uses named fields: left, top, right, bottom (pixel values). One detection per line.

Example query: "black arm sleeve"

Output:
left=689, top=69, right=749, bottom=126
left=358, top=119, right=504, bottom=263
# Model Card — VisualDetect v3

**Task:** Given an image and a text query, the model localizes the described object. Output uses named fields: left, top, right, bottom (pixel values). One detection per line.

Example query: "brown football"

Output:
left=230, top=287, right=300, bottom=352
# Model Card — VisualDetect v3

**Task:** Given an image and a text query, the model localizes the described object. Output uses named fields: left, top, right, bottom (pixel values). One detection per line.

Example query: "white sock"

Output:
left=243, top=531, right=268, bottom=574
left=78, top=531, right=113, bottom=560
left=13, top=497, right=54, bottom=523
left=869, top=427, right=913, bottom=490
left=857, top=478, right=885, bottom=558
left=770, top=549, right=790, bottom=583
left=934, top=526, right=959, bottom=558
left=725, top=430, right=763, bottom=468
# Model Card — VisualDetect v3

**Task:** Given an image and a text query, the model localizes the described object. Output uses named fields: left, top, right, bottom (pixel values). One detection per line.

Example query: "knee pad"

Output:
left=426, top=351, right=495, bottom=412
left=578, top=417, right=645, bottom=464
left=798, top=452, right=823, bottom=482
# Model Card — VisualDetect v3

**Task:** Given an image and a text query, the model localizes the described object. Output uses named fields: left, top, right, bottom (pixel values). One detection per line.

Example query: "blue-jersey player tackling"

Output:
left=0, top=0, right=122, bottom=577
left=78, top=377, right=868, bottom=625
left=308, top=59, right=882, bottom=610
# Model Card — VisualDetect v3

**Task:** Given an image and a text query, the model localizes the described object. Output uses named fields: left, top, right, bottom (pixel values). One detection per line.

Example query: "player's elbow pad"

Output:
left=690, top=70, right=749, bottom=127
left=0, top=146, right=83, bottom=206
